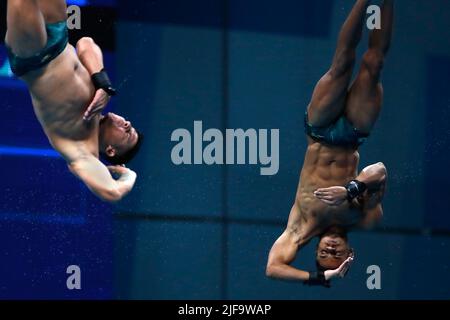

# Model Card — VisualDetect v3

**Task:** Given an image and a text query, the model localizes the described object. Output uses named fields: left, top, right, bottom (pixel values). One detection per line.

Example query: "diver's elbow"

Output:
left=265, top=264, right=277, bottom=278
left=376, top=162, right=387, bottom=176
left=76, top=37, right=95, bottom=50
left=101, top=187, right=123, bottom=203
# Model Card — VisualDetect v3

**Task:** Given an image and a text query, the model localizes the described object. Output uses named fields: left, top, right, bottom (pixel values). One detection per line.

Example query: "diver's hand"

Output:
left=314, top=186, right=347, bottom=206
left=108, top=165, right=137, bottom=184
left=107, top=164, right=130, bottom=176
left=106, top=164, right=137, bottom=199
left=84, top=89, right=110, bottom=121
left=324, top=256, right=354, bottom=281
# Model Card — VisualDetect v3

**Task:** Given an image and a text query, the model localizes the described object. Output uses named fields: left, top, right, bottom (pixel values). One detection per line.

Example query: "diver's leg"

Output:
left=37, top=0, right=67, bottom=23
left=5, top=0, right=47, bottom=57
left=307, top=0, right=369, bottom=127
left=346, top=0, right=394, bottom=133
left=5, top=0, right=67, bottom=58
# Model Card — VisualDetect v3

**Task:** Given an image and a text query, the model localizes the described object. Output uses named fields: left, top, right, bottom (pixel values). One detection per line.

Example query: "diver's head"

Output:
left=99, top=112, right=143, bottom=165
left=316, top=226, right=354, bottom=270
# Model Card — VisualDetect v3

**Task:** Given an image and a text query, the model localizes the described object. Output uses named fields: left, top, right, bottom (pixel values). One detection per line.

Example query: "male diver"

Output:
left=5, top=0, right=143, bottom=202
left=266, top=0, right=392, bottom=287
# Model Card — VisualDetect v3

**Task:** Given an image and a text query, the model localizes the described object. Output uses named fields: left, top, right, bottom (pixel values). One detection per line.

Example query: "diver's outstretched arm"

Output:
left=266, top=229, right=310, bottom=281
left=68, top=154, right=137, bottom=203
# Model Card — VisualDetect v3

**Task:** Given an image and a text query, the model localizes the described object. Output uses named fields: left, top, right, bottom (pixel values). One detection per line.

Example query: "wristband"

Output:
left=91, top=69, right=117, bottom=96
left=345, top=179, right=367, bottom=201
left=303, top=271, right=331, bottom=288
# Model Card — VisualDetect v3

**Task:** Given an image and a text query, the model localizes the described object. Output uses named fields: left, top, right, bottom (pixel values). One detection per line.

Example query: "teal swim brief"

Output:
left=6, top=21, right=68, bottom=77
left=304, top=111, right=369, bottom=148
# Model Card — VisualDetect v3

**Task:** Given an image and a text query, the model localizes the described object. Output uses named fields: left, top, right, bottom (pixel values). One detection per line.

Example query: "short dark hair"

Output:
left=102, top=131, right=144, bottom=165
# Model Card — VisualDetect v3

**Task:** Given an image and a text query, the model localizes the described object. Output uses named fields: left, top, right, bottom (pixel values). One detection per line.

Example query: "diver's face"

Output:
left=99, top=112, right=139, bottom=154
left=316, top=235, right=353, bottom=270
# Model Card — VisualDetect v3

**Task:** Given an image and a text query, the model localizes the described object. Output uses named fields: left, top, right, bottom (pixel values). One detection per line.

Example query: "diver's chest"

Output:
left=35, top=103, right=97, bottom=141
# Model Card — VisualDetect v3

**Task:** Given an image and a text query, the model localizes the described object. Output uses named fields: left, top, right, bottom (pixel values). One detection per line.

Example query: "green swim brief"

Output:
left=6, top=21, right=68, bottom=77
left=304, top=111, right=369, bottom=148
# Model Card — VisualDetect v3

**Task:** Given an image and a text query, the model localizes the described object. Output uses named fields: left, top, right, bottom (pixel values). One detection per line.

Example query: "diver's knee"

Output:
left=330, top=49, right=356, bottom=78
left=363, top=50, right=385, bottom=76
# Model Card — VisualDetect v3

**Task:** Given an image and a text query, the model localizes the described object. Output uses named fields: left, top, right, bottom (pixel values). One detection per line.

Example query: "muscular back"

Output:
left=21, top=44, right=98, bottom=162
left=288, top=137, right=365, bottom=243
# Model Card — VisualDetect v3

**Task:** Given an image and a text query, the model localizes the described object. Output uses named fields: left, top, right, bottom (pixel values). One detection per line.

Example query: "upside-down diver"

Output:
left=5, top=0, right=143, bottom=202
left=266, top=0, right=393, bottom=287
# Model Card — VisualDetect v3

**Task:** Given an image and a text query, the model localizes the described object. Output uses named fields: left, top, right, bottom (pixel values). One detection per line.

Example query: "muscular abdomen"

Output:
left=23, top=44, right=95, bottom=140
left=295, top=140, right=362, bottom=227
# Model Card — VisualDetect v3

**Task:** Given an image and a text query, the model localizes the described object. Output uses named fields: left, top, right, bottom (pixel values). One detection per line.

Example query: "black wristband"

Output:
left=345, top=179, right=367, bottom=201
left=91, top=69, right=117, bottom=96
left=303, top=271, right=331, bottom=288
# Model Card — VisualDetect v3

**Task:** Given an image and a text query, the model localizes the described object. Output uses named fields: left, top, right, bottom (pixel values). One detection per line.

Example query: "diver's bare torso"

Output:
left=20, top=44, right=98, bottom=162
left=288, top=137, right=377, bottom=246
